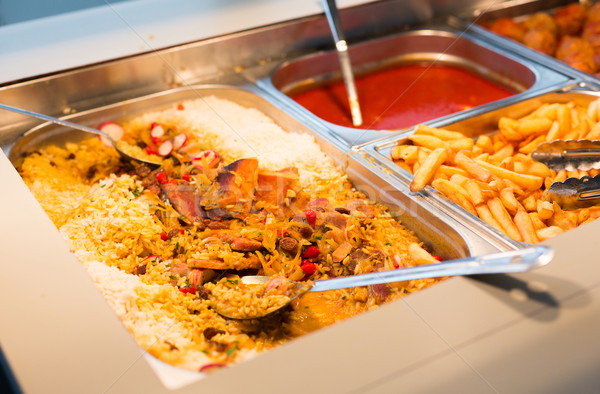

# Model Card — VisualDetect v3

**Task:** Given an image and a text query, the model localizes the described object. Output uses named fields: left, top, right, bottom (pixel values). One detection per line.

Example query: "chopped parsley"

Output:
left=132, top=187, right=143, bottom=197
left=226, top=279, right=238, bottom=285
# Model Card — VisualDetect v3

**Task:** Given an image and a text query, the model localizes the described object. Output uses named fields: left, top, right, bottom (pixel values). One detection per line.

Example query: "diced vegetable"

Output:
left=302, top=245, right=319, bottom=259
left=300, top=260, right=317, bottom=276
left=156, top=172, right=167, bottom=184
left=305, top=209, right=317, bottom=227
left=145, top=145, right=158, bottom=155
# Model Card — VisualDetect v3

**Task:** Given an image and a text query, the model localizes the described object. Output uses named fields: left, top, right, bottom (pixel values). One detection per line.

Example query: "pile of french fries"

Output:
left=391, top=99, right=600, bottom=243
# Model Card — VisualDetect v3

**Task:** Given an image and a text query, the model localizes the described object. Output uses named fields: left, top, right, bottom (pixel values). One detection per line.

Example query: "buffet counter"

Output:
left=1, top=1, right=600, bottom=393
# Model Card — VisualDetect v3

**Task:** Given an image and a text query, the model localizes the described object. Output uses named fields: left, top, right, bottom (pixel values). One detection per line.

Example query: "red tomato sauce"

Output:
left=289, top=64, right=516, bottom=130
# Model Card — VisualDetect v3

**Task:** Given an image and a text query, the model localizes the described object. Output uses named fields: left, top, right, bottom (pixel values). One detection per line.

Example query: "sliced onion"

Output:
left=192, top=150, right=219, bottom=168
left=157, top=140, right=173, bottom=157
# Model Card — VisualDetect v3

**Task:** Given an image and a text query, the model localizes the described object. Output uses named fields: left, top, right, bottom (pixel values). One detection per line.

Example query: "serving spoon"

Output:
left=1, top=103, right=161, bottom=167
left=215, top=245, right=553, bottom=320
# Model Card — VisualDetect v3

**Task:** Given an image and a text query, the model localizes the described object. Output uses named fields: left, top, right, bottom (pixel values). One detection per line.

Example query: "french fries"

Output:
left=390, top=98, right=600, bottom=243
left=409, top=148, right=448, bottom=192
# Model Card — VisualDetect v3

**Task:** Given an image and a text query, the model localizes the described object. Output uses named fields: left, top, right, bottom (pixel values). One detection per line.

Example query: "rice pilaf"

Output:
left=17, top=96, right=443, bottom=373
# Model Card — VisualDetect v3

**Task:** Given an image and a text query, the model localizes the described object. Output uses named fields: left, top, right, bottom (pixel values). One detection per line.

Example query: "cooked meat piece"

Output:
left=298, top=225, right=313, bottom=239
left=146, top=184, right=161, bottom=195
left=307, top=197, right=332, bottom=212
left=255, top=167, right=300, bottom=210
left=168, top=228, right=181, bottom=239
left=554, top=3, right=586, bottom=37
left=169, top=261, right=190, bottom=277
left=588, top=2, right=600, bottom=24
left=524, top=12, right=557, bottom=36
left=583, top=21, right=600, bottom=53
left=323, top=211, right=347, bottom=229
left=487, top=18, right=526, bottom=42
left=135, top=264, right=147, bottom=275
left=523, top=28, right=557, bottom=55
left=279, top=237, right=299, bottom=253
left=67, top=152, right=76, bottom=160
left=187, top=254, right=261, bottom=270
left=346, top=249, right=385, bottom=274
left=556, top=36, right=597, bottom=73
left=135, top=165, right=152, bottom=178
left=86, top=165, right=98, bottom=180
left=334, top=207, right=351, bottom=215
left=196, top=285, right=210, bottom=300
left=228, top=237, right=262, bottom=252
left=203, top=327, right=221, bottom=340
left=368, top=283, right=392, bottom=304
left=162, top=183, right=207, bottom=224
left=332, top=242, right=353, bottom=263
left=188, top=269, right=216, bottom=286
left=202, top=158, right=258, bottom=218
left=205, top=220, right=230, bottom=230
left=154, top=209, right=180, bottom=230
left=345, top=199, right=376, bottom=217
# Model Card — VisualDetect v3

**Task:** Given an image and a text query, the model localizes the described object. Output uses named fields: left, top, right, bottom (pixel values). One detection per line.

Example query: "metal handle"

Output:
left=321, top=0, right=363, bottom=127
left=0, top=103, right=113, bottom=146
left=310, top=246, right=553, bottom=292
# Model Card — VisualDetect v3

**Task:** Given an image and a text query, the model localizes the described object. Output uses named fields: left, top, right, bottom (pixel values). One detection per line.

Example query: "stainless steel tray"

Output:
left=360, top=82, right=600, bottom=244
left=3, top=83, right=528, bottom=385
left=257, top=26, right=573, bottom=146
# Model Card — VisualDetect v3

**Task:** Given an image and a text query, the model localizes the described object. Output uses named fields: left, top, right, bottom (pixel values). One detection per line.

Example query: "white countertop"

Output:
left=0, top=0, right=371, bottom=84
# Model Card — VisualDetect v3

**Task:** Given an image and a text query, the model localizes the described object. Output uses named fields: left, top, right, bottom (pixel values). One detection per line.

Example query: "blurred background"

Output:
left=0, top=0, right=130, bottom=25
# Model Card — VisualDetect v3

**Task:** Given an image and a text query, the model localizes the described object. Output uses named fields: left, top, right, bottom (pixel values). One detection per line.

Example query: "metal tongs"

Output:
left=532, top=140, right=600, bottom=209
left=322, top=0, right=363, bottom=127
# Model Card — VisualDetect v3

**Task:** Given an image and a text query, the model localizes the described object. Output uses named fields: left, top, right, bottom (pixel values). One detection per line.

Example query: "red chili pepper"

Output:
left=305, top=209, right=317, bottom=227
left=179, top=287, right=188, bottom=294
left=182, top=173, right=191, bottom=182
left=156, top=172, right=167, bottom=184
left=160, top=232, right=168, bottom=241
left=177, top=104, right=185, bottom=110
left=393, top=263, right=400, bottom=269
left=432, top=255, right=443, bottom=262
left=180, top=228, right=185, bottom=234
left=301, top=260, right=317, bottom=276
left=145, top=145, right=157, bottom=155
left=187, top=285, right=196, bottom=293
left=151, top=122, right=160, bottom=129
left=302, top=246, right=319, bottom=259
